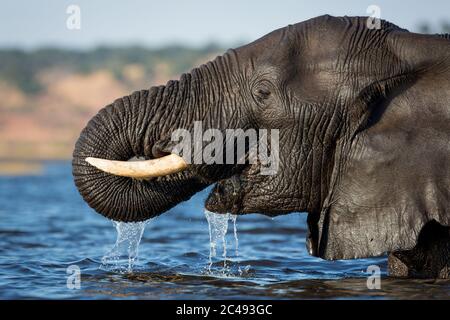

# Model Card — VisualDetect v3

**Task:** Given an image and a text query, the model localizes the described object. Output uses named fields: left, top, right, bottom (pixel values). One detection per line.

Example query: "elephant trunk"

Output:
left=72, top=74, right=209, bottom=222
left=73, top=52, right=241, bottom=222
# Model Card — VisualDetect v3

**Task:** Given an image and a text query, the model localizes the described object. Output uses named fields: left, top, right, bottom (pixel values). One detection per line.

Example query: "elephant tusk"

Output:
left=85, top=154, right=188, bottom=179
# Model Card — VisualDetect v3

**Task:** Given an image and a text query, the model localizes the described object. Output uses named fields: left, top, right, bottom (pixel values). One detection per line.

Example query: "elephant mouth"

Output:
left=204, top=163, right=261, bottom=215
left=205, top=175, right=245, bottom=214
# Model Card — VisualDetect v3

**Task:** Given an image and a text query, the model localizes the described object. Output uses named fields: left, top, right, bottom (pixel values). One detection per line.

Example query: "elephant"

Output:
left=72, top=15, right=450, bottom=279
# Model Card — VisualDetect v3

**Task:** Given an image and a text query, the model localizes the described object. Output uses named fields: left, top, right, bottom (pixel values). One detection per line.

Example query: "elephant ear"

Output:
left=315, top=33, right=450, bottom=260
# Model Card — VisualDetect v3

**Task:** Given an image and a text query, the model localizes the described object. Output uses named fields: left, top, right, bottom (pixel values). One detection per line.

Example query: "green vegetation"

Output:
left=0, top=44, right=225, bottom=94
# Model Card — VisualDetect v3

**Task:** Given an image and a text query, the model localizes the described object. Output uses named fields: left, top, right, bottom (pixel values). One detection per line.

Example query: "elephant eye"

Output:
left=254, top=87, right=271, bottom=104
left=257, top=88, right=271, bottom=99
left=252, top=79, right=273, bottom=105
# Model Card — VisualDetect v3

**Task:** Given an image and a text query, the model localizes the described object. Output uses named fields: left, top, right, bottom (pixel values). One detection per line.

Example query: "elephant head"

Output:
left=73, top=15, right=450, bottom=264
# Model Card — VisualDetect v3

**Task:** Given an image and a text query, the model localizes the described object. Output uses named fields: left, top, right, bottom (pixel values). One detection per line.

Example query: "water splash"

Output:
left=204, top=210, right=240, bottom=276
left=100, top=220, right=149, bottom=273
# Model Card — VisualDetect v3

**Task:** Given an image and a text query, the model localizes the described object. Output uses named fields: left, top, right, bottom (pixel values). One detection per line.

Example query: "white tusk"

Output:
left=85, top=154, right=188, bottom=179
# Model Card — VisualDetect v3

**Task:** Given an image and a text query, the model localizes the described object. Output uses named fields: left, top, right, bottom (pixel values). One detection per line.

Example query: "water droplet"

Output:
left=231, top=214, right=239, bottom=257
left=100, top=220, right=149, bottom=273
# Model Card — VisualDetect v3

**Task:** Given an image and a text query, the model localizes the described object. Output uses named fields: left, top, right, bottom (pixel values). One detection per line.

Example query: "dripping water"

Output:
left=99, top=210, right=245, bottom=276
left=231, top=214, right=238, bottom=257
left=100, top=220, right=149, bottom=273
left=204, top=210, right=242, bottom=276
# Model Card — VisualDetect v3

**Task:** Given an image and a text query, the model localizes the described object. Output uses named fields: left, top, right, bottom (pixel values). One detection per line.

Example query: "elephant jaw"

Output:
left=205, top=175, right=245, bottom=214
left=85, top=154, right=188, bottom=179
left=205, top=163, right=260, bottom=215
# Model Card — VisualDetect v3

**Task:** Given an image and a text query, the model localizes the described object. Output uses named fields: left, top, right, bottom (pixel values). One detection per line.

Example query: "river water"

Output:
left=0, top=162, right=448, bottom=299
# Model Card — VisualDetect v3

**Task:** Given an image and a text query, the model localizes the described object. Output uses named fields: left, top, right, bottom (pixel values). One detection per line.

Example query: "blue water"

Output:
left=0, top=162, right=448, bottom=299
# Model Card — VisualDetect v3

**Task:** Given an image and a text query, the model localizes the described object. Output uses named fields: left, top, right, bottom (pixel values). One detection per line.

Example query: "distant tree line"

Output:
left=416, top=20, right=450, bottom=34
left=0, top=44, right=225, bottom=94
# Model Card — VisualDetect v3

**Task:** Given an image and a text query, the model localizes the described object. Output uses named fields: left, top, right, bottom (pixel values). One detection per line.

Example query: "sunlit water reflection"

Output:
left=0, top=162, right=448, bottom=299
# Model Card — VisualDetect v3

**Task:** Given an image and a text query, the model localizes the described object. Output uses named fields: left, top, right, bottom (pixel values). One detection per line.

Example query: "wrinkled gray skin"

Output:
left=73, top=16, right=450, bottom=278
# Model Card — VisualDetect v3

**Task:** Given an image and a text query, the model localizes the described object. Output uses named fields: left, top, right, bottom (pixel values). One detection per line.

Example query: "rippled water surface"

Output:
left=0, top=162, right=448, bottom=299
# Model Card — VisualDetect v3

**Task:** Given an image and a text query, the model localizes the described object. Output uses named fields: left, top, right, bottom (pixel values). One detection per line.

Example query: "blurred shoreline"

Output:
left=0, top=161, right=43, bottom=176
left=0, top=159, right=71, bottom=176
